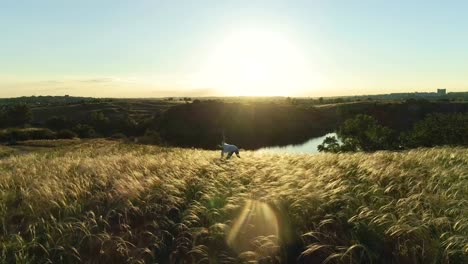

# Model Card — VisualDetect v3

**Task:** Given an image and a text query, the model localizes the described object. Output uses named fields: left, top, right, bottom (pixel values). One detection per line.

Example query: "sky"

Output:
left=1, top=0, right=468, bottom=98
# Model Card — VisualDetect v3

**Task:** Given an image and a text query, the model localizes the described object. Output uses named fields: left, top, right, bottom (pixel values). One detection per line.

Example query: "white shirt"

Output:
left=221, top=143, right=239, bottom=153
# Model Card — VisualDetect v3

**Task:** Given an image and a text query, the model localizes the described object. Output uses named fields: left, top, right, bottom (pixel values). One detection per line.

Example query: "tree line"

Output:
left=0, top=101, right=467, bottom=151
left=0, top=103, right=162, bottom=143
left=158, top=101, right=337, bottom=149
left=318, top=113, right=468, bottom=152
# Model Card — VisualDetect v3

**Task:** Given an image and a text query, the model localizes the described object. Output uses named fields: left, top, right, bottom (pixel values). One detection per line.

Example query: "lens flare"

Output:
left=226, top=200, right=280, bottom=258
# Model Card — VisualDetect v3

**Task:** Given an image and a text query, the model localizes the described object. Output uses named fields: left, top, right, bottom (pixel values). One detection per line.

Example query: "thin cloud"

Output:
left=78, top=78, right=116, bottom=83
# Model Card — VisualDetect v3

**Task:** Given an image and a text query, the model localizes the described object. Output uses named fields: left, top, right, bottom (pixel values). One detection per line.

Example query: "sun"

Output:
left=196, top=29, right=317, bottom=96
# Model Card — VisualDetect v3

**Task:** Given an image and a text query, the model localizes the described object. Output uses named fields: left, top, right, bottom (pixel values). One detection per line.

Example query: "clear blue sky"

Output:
left=1, top=0, right=468, bottom=97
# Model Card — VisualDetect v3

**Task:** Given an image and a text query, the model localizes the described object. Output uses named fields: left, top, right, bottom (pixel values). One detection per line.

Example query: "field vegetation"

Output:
left=1, top=140, right=466, bottom=263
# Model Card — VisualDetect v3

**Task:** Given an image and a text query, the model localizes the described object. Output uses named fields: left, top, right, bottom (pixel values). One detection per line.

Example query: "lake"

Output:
left=256, top=132, right=338, bottom=154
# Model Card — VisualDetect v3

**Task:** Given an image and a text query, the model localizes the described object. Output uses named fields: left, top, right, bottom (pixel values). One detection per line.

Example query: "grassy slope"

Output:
left=0, top=140, right=466, bottom=263
left=31, top=99, right=181, bottom=123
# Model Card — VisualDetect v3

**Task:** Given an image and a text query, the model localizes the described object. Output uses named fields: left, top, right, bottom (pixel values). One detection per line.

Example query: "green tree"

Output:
left=5, top=104, right=32, bottom=127
left=402, top=113, right=468, bottom=147
left=89, top=112, right=110, bottom=135
left=73, top=124, right=95, bottom=138
left=339, top=114, right=397, bottom=151
left=46, top=116, right=70, bottom=131
left=317, top=136, right=340, bottom=152
left=320, top=114, right=398, bottom=152
left=0, top=110, right=6, bottom=128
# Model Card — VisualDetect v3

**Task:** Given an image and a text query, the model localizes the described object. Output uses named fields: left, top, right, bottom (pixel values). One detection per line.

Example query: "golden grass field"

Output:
left=0, top=140, right=467, bottom=263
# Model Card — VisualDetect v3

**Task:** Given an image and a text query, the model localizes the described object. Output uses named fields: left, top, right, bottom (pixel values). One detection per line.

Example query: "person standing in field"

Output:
left=219, top=142, right=241, bottom=159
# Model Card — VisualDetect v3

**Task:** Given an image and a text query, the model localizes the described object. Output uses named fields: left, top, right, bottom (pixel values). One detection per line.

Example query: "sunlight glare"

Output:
left=226, top=200, right=280, bottom=258
left=197, top=29, right=319, bottom=96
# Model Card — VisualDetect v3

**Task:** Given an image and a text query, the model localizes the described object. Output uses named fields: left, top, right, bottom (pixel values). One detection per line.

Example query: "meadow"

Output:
left=0, top=140, right=466, bottom=263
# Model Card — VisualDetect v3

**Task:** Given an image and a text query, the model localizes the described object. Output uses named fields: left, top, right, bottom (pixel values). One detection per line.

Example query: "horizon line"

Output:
left=0, top=90, right=466, bottom=100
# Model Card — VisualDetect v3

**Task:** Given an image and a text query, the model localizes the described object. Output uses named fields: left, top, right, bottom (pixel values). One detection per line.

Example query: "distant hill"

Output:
left=0, top=96, right=182, bottom=123
left=0, top=96, right=467, bottom=150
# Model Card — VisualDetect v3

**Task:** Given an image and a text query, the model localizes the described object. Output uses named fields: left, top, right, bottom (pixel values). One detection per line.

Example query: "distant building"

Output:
left=437, top=89, right=446, bottom=95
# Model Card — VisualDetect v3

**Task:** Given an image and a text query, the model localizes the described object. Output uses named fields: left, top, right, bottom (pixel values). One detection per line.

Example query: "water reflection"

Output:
left=256, top=132, right=337, bottom=154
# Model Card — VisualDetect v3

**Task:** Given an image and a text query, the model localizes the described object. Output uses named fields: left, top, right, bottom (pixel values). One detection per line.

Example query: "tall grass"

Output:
left=0, top=140, right=466, bottom=263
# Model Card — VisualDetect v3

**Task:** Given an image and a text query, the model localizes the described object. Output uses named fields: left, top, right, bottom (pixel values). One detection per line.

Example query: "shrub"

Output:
left=46, top=116, right=71, bottom=131
left=28, top=128, right=56, bottom=140
left=73, top=124, right=96, bottom=138
left=317, top=136, right=341, bottom=152
left=110, top=133, right=127, bottom=140
left=402, top=112, right=468, bottom=148
left=56, top=129, right=78, bottom=139
left=0, top=128, right=56, bottom=142
left=137, top=130, right=162, bottom=145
